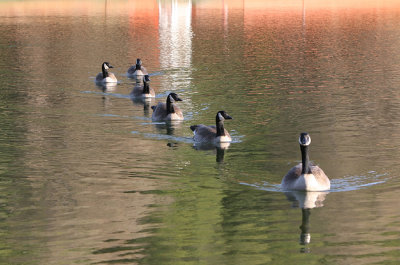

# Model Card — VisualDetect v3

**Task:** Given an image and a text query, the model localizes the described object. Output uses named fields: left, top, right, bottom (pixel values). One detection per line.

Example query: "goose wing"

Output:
left=310, top=165, right=330, bottom=188
left=95, top=72, right=103, bottom=82
left=151, top=102, right=168, bottom=120
left=131, top=84, right=144, bottom=97
left=192, top=125, right=217, bottom=142
left=281, top=164, right=302, bottom=189
left=127, top=65, right=136, bottom=75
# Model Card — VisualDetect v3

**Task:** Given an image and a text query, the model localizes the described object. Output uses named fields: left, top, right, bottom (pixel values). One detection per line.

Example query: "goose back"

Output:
left=131, top=84, right=155, bottom=98
left=191, top=125, right=231, bottom=143
left=127, top=66, right=148, bottom=76
left=151, top=102, right=183, bottom=121
left=96, top=72, right=117, bottom=83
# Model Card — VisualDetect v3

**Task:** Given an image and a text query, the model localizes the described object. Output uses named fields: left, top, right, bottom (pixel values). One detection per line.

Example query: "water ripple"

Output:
left=82, top=90, right=130, bottom=99
left=241, top=171, right=389, bottom=193
left=131, top=130, right=194, bottom=144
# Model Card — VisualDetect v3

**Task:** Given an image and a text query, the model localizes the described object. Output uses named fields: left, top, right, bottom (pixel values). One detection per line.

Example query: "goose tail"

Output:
left=190, top=125, right=198, bottom=132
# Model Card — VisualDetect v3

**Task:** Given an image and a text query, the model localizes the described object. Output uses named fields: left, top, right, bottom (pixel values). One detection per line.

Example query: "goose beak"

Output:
left=109, top=65, right=114, bottom=68
left=225, top=115, right=233, bottom=120
left=175, top=97, right=183, bottom=102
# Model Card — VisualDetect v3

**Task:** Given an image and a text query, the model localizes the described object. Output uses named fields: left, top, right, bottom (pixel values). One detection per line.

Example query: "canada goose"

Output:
left=281, top=133, right=330, bottom=191
left=190, top=111, right=233, bottom=144
left=131, top=75, right=155, bottom=98
left=127, top=58, right=148, bottom=79
left=95, top=62, right=117, bottom=83
left=151, top=93, right=183, bottom=121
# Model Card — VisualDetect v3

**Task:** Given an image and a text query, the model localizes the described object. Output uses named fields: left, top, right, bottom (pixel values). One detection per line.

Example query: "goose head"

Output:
left=136, top=58, right=142, bottom=70
left=168, top=93, right=183, bottom=102
left=299, top=132, right=311, bottom=147
left=102, top=62, right=114, bottom=70
left=216, top=111, right=233, bottom=122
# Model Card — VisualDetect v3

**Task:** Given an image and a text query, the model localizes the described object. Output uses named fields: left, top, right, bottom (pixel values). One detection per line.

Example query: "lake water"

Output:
left=1, top=0, right=400, bottom=264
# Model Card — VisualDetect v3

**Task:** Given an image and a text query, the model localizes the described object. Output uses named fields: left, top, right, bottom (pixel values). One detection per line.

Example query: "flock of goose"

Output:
left=95, top=59, right=331, bottom=192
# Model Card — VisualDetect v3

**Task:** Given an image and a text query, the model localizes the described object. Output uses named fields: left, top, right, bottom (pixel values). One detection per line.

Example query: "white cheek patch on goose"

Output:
left=299, top=136, right=311, bottom=146
left=218, top=112, right=224, bottom=121
left=104, top=64, right=109, bottom=70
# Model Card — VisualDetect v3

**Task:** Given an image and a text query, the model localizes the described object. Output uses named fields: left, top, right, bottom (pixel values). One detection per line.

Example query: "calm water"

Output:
left=1, top=1, right=400, bottom=264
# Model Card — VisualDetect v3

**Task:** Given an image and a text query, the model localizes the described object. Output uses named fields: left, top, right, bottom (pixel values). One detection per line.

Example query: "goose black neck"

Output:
left=300, top=145, right=310, bottom=174
left=300, top=208, right=311, bottom=244
left=143, top=82, right=150, bottom=94
left=300, top=208, right=311, bottom=233
left=102, top=65, right=109, bottom=78
left=216, top=147, right=225, bottom=163
left=216, top=116, right=225, bottom=137
left=135, top=64, right=141, bottom=71
left=166, top=96, right=175, bottom=114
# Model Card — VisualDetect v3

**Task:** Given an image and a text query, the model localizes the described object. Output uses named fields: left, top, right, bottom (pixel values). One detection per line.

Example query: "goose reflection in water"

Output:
left=284, top=190, right=329, bottom=248
left=192, top=142, right=230, bottom=163
left=95, top=83, right=118, bottom=109
left=131, top=96, right=152, bottom=117
left=96, top=81, right=118, bottom=92
left=153, top=120, right=183, bottom=136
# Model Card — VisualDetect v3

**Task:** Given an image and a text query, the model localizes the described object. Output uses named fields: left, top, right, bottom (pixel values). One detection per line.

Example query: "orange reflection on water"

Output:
left=1, top=0, right=400, bottom=18
left=0, top=0, right=158, bottom=17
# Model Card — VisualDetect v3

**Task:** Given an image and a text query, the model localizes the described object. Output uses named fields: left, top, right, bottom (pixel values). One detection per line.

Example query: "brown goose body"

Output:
left=127, top=58, right=148, bottom=81
left=281, top=163, right=330, bottom=191
left=127, top=66, right=148, bottom=76
left=132, top=84, right=155, bottom=98
left=190, top=111, right=233, bottom=144
left=151, top=93, right=183, bottom=121
left=96, top=62, right=117, bottom=83
left=131, top=75, right=155, bottom=98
